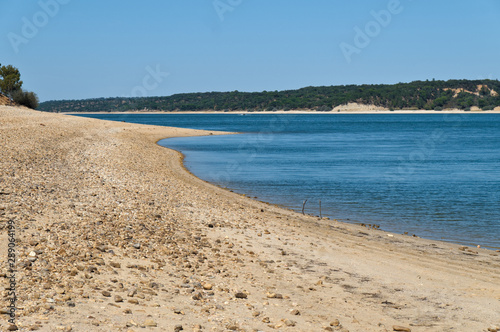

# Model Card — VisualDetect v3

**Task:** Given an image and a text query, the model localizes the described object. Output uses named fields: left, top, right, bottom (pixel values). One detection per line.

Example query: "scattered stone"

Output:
left=128, top=299, right=139, bottom=304
left=192, top=292, right=203, bottom=300
left=132, top=243, right=141, bottom=249
left=7, top=325, right=18, bottom=331
left=235, top=292, right=248, bottom=299
left=96, top=244, right=107, bottom=252
left=102, top=290, right=111, bottom=297
left=202, top=283, right=213, bottom=290
left=110, top=262, right=121, bottom=268
left=393, top=326, right=411, bottom=332
left=262, top=317, right=270, bottom=323
left=266, top=292, right=283, bottom=299
left=174, top=325, right=183, bottom=331
left=114, top=295, right=123, bottom=302
left=225, top=323, right=239, bottom=331
left=143, top=319, right=157, bottom=327
left=290, top=309, right=300, bottom=315
left=284, top=319, right=296, bottom=327
left=330, top=319, right=340, bottom=326
left=126, top=320, right=138, bottom=327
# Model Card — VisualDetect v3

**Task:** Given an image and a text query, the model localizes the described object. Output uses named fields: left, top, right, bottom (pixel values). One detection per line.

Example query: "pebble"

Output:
left=110, top=262, right=121, bottom=268
left=393, top=326, right=411, bottom=332
left=143, top=319, right=157, bottom=327
left=235, top=292, right=248, bottom=299
left=174, top=325, right=184, bottom=331
left=114, top=295, right=124, bottom=302
left=102, top=290, right=111, bottom=297
left=330, top=319, right=340, bottom=326
left=266, top=292, right=283, bottom=299
left=7, top=325, right=18, bottom=331
left=290, top=309, right=300, bottom=315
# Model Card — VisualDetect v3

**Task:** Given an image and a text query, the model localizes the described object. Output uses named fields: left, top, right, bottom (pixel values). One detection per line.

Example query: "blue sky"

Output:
left=1, top=0, right=499, bottom=102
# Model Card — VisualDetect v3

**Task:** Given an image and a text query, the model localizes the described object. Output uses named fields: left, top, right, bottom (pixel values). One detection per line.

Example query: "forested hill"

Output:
left=39, top=79, right=500, bottom=113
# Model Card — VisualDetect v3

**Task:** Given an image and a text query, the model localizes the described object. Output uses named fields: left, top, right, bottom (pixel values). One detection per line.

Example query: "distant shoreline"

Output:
left=63, top=109, right=500, bottom=115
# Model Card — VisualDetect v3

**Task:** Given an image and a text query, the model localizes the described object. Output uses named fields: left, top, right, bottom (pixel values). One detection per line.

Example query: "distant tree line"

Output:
left=0, top=63, right=39, bottom=109
left=38, top=79, right=500, bottom=113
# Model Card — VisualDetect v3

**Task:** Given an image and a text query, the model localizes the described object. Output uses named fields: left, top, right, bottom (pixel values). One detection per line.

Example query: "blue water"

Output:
left=72, top=113, right=500, bottom=249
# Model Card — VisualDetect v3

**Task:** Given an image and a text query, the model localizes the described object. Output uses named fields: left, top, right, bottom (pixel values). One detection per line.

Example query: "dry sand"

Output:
left=0, top=106, right=499, bottom=332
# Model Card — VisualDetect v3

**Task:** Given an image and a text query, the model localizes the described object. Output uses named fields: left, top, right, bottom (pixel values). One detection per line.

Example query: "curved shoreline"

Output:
left=1, top=106, right=499, bottom=331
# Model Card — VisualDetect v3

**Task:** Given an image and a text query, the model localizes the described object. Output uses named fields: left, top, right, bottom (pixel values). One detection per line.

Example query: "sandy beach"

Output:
left=1, top=105, right=499, bottom=332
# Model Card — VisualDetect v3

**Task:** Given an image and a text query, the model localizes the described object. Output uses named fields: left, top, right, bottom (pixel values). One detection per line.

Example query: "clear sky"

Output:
left=1, top=0, right=499, bottom=102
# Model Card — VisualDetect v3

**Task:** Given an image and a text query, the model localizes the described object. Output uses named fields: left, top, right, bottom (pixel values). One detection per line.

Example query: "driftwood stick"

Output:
left=302, top=199, right=308, bottom=215
left=319, top=199, right=322, bottom=218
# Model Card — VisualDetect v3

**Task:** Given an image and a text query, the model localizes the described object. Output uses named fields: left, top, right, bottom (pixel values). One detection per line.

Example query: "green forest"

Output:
left=38, top=79, right=500, bottom=113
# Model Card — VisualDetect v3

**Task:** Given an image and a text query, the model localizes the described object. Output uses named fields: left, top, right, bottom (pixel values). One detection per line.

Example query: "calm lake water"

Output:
left=73, top=113, right=500, bottom=249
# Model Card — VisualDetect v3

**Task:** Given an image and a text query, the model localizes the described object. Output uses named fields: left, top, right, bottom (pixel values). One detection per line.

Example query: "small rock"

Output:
left=202, top=283, right=213, bottom=290
left=192, top=292, right=203, bottom=300
left=126, top=320, right=138, bottom=327
left=284, top=319, right=296, bottom=327
left=262, top=317, right=270, bottom=323
left=114, top=295, right=123, bottom=303
left=110, top=262, right=121, bottom=268
left=128, top=289, right=137, bottom=297
left=128, top=299, right=139, bottom=304
left=330, top=319, right=340, bottom=326
left=96, top=245, right=107, bottom=252
left=102, top=290, right=111, bottom=297
left=7, top=325, right=18, bottom=331
left=174, top=325, right=184, bottom=331
left=235, top=292, right=248, bottom=299
left=143, top=319, right=157, bottom=327
left=226, top=324, right=239, bottom=331
left=55, top=287, right=65, bottom=294
left=266, top=292, right=283, bottom=299
left=290, top=309, right=300, bottom=315
left=393, top=326, right=411, bottom=332
left=132, top=243, right=141, bottom=249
